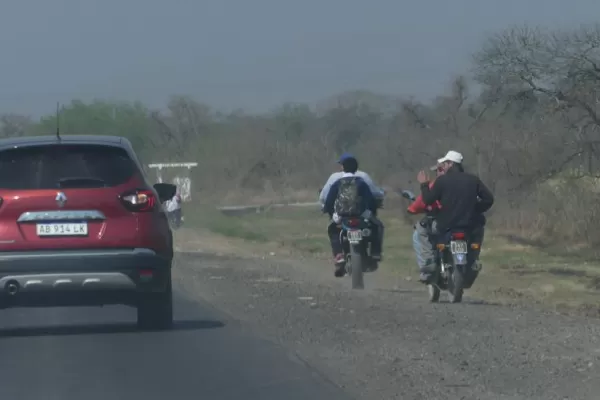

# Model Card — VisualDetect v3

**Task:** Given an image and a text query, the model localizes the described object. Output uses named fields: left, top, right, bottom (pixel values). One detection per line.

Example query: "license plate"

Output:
left=450, top=240, right=467, bottom=254
left=347, top=229, right=362, bottom=242
left=36, top=223, right=88, bottom=236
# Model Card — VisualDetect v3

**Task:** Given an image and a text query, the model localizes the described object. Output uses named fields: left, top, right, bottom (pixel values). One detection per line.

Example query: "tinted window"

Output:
left=0, top=144, right=139, bottom=189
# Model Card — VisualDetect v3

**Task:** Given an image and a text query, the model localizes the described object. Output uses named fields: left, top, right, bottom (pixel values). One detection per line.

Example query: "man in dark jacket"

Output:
left=324, top=156, right=377, bottom=277
left=417, top=150, right=494, bottom=283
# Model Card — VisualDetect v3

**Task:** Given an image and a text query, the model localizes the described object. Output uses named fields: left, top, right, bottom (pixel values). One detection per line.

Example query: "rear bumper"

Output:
left=0, top=248, right=171, bottom=305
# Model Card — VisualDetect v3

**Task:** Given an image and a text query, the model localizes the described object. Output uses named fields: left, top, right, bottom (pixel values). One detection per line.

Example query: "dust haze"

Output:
left=2, top=3, right=600, bottom=399
left=1, top=1, right=600, bottom=249
left=0, top=0, right=598, bottom=113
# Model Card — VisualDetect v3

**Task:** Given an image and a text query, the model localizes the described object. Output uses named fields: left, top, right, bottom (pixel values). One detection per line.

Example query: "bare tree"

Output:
left=473, top=24, right=600, bottom=178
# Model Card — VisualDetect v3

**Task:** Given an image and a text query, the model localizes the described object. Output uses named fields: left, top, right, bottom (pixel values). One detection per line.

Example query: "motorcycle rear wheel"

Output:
left=447, top=269, right=464, bottom=303
left=349, top=244, right=365, bottom=290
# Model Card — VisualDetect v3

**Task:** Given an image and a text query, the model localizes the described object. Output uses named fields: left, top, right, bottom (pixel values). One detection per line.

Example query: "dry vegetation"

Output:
left=179, top=203, right=600, bottom=316
left=202, top=23, right=600, bottom=251
left=3, top=23, right=600, bottom=310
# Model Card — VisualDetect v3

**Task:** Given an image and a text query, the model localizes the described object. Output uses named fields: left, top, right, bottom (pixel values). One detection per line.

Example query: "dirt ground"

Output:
left=182, top=206, right=600, bottom=317
left=172, top=227, right=600, bottom=400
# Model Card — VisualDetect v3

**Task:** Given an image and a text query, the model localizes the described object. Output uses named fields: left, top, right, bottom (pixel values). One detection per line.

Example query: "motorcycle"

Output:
left=338, top=213, right=380, bottom=289
left=400, top=190, right=481, bottom=303
left=318, top=188, right=383, bottom=290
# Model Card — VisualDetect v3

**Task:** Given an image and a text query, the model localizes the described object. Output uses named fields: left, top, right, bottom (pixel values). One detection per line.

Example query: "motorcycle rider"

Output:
left=319, top=152, right=385, bottom=205
left=323, top=156, right=378, bottom=277
left=417, top=150, right=494, bottom=283
left=319, top=152, right=385, bottom=261
left=407, top=163, right=444, bottom=282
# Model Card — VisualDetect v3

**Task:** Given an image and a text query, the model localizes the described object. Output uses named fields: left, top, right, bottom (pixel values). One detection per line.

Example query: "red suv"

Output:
left=0, top=135, right=176, bottom=330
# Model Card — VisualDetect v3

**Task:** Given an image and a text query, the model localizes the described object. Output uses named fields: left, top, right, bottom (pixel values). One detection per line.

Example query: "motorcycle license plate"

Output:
left=347, top=229, right=362, bottom=243
left=450, top=240, right=467, bottom=254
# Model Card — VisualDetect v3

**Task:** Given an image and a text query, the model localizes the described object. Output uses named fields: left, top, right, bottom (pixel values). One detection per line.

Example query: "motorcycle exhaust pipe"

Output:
left=6, top=281, right=19, bottom=296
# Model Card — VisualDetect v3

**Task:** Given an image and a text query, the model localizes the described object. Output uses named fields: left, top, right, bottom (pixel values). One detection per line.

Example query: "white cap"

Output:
left=437, top=150, right=463, bottom=164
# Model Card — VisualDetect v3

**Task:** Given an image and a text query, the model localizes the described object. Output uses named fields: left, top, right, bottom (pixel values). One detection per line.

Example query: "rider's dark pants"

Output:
left=369, top=215, right=384, bottom=256
left=328, top=222, right=343, bottom=256
left=466, top=223, right=485, bottom=267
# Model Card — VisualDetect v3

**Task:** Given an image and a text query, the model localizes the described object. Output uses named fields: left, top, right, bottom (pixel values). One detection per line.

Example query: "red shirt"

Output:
left=407, top=180, right=442, bottom=214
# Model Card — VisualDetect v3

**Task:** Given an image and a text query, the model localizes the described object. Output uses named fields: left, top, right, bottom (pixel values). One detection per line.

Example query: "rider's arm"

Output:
left=421, top=176, right=443, bottom=205
left=319, top=172, right=341, bottom=205
left=323, top=180, right=340, bottom=215
left=408, top=180, right=440, bottom=214
left=356, top=171, right=384, bottom=198
left=407, top=194, right=427, bottom=214
left=475, top=178, right=494, bottom=213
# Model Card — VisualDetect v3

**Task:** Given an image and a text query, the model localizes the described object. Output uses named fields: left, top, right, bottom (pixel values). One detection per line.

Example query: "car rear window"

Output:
left=0, top=144, right=140, bottom=189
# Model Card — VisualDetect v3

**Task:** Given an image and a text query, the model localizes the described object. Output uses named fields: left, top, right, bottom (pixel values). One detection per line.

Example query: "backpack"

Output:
left=334, top=176, right=363, bottom=216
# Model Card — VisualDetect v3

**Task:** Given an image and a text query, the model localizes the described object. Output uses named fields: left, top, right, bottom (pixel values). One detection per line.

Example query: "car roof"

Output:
left=0, top=135, right=133, bottom=151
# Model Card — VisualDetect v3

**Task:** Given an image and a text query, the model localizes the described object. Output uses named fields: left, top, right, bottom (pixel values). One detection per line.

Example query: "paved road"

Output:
left=4, top=249, right=600, bottom=400
left=0, top=294, right=350, bottom=400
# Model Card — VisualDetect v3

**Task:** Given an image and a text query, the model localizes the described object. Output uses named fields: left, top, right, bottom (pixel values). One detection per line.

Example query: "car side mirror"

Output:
left=154, top=183, right=177, bottom=203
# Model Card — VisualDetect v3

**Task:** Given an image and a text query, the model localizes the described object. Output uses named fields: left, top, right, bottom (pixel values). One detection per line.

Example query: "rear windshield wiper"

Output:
left=57, top=177, right=108, bottom=188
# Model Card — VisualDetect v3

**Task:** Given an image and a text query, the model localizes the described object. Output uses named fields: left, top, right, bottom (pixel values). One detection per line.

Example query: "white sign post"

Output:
left=148, top=162, right=198, bottom=202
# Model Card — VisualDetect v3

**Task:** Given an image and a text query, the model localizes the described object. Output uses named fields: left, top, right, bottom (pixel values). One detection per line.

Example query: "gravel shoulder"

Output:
left=172, top=232, right=600, bottom=400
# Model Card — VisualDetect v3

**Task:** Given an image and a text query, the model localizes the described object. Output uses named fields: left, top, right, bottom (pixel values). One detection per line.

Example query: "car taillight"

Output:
left=120, top=189, right=156, bottom=212
left=452, top=232, right=465, bottom=240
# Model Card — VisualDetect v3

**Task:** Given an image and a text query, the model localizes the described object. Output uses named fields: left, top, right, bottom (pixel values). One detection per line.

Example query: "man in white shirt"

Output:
left=319, top=153, right=385, bottom=261
left=319, top=153, right=385, bottom=205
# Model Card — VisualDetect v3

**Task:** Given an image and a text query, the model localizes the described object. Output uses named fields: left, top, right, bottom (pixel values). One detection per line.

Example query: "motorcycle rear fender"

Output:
left=452, top=252, right=468, bottom=266
left=439, top=250, right=468, bottom=269
left=449, top=260, right=478, bottom=280
left=442, top=249, right=470, bottom=268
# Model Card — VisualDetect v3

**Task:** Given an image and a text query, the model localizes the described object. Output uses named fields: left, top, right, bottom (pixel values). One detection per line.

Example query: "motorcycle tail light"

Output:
left=346, top=218, right=360, bottom=227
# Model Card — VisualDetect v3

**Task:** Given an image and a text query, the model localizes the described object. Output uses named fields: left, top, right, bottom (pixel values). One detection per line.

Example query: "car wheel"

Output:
left=136, top=272, right=173, bottom=330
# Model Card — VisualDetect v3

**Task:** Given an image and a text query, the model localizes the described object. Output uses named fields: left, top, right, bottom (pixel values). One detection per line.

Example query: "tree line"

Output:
left=2, top=23, right=600, bottom=247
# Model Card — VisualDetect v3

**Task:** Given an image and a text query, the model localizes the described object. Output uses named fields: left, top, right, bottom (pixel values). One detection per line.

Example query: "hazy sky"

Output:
left=0, top=0, right=598, bottom=116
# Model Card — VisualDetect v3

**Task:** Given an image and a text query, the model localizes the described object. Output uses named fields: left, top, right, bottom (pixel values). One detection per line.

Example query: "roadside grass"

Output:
left=183, top=205, right=600, bottom=317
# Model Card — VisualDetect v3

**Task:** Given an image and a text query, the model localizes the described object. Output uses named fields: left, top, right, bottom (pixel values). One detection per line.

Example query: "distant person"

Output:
left=322, top=156, right=378, bottom=277
left=319, top=153, right=385, bottom=262
left=165, top=190, right=183, bottom=229
left=417, top=150, right=494, bottom=283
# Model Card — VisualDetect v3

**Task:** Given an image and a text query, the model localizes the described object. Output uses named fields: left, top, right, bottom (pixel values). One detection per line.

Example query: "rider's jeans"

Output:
left=413, top=220, right=437, bottom=274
